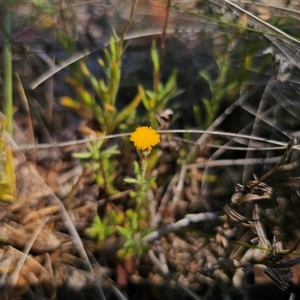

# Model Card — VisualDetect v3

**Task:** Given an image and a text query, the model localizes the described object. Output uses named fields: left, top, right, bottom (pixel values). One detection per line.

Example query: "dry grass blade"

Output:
left=9, top=217, right=50, bottom=293
left=224, top=0, right=300, bottom=44
left=1, top=112, right=106, bottom=299
left=223, top=204, right=254, bottom=227
left=262, top=267, right=290, bottom=290
left=253, top=204, right=271, bottom=249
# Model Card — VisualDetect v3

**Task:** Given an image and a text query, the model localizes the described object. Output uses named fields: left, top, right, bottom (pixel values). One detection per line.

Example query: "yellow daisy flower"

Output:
left=130, top=126, right=160, bottom=151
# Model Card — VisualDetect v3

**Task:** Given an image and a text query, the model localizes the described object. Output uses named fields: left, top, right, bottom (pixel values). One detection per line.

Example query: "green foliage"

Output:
left=198, top=66, right=237, bottom=128
left=87, top=152, right=157, bottom=259
left=69, top=36, right=164, bottom=259
left=116, top=209, right=153, bottom=259
left=138, top=41, right=183, bottom=126
left=61, top=33, right=142, bottom=134
left=87, top=204, right=154, bottom=259
left=117, top=157, right=156, bottom=259
left=31, top=0, right=57, bottom=14
left=3, top=0, right=60, bottom=135
left=0, top=120, right=16, bottom=203
left=57, top=28, right=77, bottom=57
left=86, top=215, right=115, bottom=243
left=73, top=138, right=120, bottom=195
left=124, top=161, right=155, bottom=208
left=86, top=203, right=125, bottom=245
left=3, top=0, right=13, bottom=135
left=115, top=208, right=154, bottom=259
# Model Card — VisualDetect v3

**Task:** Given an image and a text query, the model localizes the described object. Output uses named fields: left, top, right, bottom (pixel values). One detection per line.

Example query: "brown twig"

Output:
left=119, top=0, right=139, bottom=48
left=159, top=0, right=171, bottom=71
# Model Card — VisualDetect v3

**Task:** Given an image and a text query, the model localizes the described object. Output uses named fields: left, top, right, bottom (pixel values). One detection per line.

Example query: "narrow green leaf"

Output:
left=203, top=98, right=213, bottom=115
left=4, top=146, right=15, bottom=197
left=138, top=85, right=149, bottom=111
left=109, top=35, right=117, bottom=59
left=131, top=212, right=138, bottom=232
left=124, top=177, right=139, bottom=184
left=112, top=93, right=141, bottom=130
left=81, top=62, right=103, bottom=99
left=86, top=227, right=98, bottom=238
left=105, top=226, right=115, bottom=237
left=91, top=162, right=100, bottom=170
left=94, top=215, right=102, bottom=226
left=72, top=152, right=92, bottom=159
left=129, top=191, right=138, bottom=198
left=60, top=96, right=82, bottom=110
left=199, top=70, right=214, bottom=92
left=99, top=145, right=120, bottom=159
left=80, top=89, right=95, bottom=106
left=164, top=69, right=177, bottom=94
left=133, top=161, right=140, bottom=175
left=151, top=41, right=159, bottom=74
left=124, top=239, right=135, bottom=249
left=145, top=90, right=155, bottom=100
left=116, top=226, right=132, bottom=239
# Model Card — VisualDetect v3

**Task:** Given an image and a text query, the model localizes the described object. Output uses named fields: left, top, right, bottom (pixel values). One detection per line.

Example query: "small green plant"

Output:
left=86, top=215, right=115, bottom=244
left=73, top=135, right=120, bottom=195
left=193, top=14, right=250, bottom=129
left=86, top=203, right=125, bottom=245
left=87, top=126, right=160, bottom=259
left=116, top=208, right=153, bottom=259
left=124, top=160, right=156, bottom=210
left=193, top=36, right=240, bottom=129
left=138, top=41, right=183, bottom=126
left=197, top=62, right=237, bottom=129
left=117, top=126, right=159, bottom=258
left=61, top=33, right=142, bottom=134
left=128, top=126, right=160, bottom=202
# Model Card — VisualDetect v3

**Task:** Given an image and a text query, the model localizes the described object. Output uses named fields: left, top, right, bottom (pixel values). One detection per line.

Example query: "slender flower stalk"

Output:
left=130, top=126, right=160, bottom=207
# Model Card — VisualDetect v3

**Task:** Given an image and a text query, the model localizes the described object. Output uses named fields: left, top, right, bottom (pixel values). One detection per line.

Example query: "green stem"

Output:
left=99, top=159, right=108, bottom=195
left=3, top=0, right=13, bottom=136
left=138, top=158, right=148, bottom=209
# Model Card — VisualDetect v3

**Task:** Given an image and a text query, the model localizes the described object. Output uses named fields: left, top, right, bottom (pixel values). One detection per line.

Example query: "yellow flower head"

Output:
left=130, top=126, right=160, bottom=151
